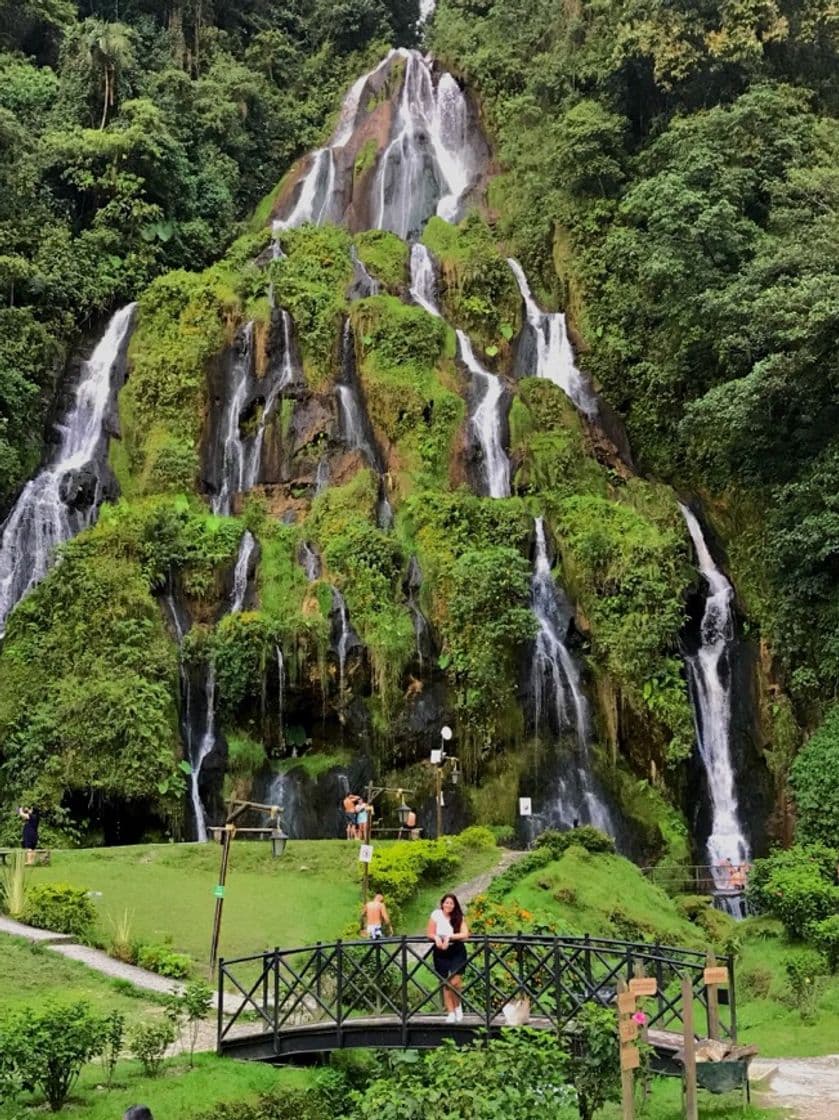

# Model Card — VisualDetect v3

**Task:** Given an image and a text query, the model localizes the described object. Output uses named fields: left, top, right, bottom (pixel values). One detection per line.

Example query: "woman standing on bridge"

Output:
left=428, top=893, right=469, bottom=1023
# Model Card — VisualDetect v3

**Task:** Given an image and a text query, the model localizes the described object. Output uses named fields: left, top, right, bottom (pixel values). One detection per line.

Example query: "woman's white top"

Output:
left=430, top=909, right=454, bottom=938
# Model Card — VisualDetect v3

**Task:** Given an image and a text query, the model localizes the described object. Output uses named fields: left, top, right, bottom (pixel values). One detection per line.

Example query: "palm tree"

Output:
left=84, top=19, right=135, bottom=129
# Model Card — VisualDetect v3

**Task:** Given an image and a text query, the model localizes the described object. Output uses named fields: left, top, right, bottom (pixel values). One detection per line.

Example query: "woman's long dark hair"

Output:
left=440, top=893, right=463, bottom=934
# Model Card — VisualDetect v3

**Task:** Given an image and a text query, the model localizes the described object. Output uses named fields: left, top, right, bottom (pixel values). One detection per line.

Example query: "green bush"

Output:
left=193, top=1085, right=338, bottom=1120
left=368, top=839, right=461, bottom=909
left=791, top=706, right=839, bottom=847
left=739, top=966, right=773, bottom=1000
left=808, top=915, right=839, bottom=973
left=486, top=847, right=554, bottom=902
left=453, top=825, right=498, bottom=851
left=136, top=943, right=192, bottom=979
left=676, top=895, right=737, bottom=944
left=129, top=1019, right=176, bottom=1077
left=0, top=1001, right=105, bottom=1111
left=783, top=950, right=827, bottom=1023
left=747, top=844, right=839, bottom=939
left=534, top=827, right=616, bottom=858
left=23, top=883, right=95, bottom=939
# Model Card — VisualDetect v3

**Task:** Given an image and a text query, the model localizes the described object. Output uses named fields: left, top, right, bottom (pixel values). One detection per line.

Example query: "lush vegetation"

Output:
left=0, top=0, right=420, bottom=511
left=430, top=0, right=839, bottom=765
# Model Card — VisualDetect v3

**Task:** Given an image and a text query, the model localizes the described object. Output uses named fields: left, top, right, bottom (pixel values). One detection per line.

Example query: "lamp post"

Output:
left=434, top=726, right=457, bottom=839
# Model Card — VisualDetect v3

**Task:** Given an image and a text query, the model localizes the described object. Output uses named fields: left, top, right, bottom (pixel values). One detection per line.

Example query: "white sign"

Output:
left=358, top=844, right=374, bottom=864
left=519, top=798, right=532, bottom=817
left=430, top=749, right=443, bottom=765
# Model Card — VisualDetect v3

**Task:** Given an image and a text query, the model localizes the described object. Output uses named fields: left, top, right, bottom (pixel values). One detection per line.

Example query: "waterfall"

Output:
left=267, top=770, right=303, bottom=839
left=332, top=587, right=354, bottom=699
left=680, top=505, right=750, bottom=907
left=349, top=246, right=380, bottom=298
left=456, top=330, right=510, bottom=498
left=315, top=458, right=330, bottom=494
left=336, top=320, right=382, bottom=470
left=212, top=322, right=255, bottom=516
left=507, top=259, right=597, bottom=418
left=276, top=52, right=399, bottom=230
left=406, top=555, right=432, bottom=672
left=528, top=518, right=615, bottom=838
left=409, top=243, right=441, bottom=316
left=276, top=644, right=285, bottom=745
left=374, top=52, right=476, bottom=238
left=188, top=662, right=216, bottom=844
left=211, top=313, right=296, bottom=515
left=230, top=530, right=256, bottom=613
left=299, top=541, right=321, bottom=582
left=530, top=518, right=588, bottom=744
left=0, top=304, right=136, bottom=633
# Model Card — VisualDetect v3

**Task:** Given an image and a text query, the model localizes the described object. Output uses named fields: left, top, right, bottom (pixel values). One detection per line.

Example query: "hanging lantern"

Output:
left=451, top=760, right=460, bottom=785
left=397, top=802, right=413, bottom=827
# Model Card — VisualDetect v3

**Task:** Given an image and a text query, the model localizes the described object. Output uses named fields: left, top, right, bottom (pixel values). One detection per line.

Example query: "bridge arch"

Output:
left=218, top=934, right=736, bottom=1069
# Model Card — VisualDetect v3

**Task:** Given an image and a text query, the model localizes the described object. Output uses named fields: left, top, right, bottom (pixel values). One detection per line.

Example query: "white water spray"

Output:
left=507, top=259, right=597, bottom=417
left=680, top=504, right=750, bottom=903
left=456, top=330, right=510, bottom=498
left=0, top=304, right=135, bottom=633
left=230, top=531, right=256, bottom=613
left=409, top=243, right=441, bottom=316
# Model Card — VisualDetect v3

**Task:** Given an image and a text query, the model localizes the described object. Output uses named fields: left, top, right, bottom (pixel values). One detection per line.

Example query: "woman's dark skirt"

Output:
left=432, top=942, right=468, bottom=979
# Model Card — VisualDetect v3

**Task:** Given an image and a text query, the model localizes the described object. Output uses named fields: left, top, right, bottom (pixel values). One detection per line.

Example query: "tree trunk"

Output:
left=100, top=68, right=110, bottom=130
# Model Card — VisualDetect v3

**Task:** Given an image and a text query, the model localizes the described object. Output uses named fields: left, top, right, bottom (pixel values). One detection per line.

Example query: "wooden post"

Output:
left=681, top=976, right=698, bottom=1120
left=706, top=952, right=721, bottom=1040
left=209, top=823, right=234, bottom=971
left=616, top=979, right=636, bottom=1120
left=435, top=766, right=442, bottom=839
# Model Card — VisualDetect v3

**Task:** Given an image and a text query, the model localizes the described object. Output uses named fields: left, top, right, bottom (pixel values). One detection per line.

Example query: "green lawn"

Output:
left=0, top=933, right=160, bottom=1017
left=599, top=1075, right=777, bottom=1119
left=23, top=838, right=499, bottom=972
left=492, top=844, right=839, bottom=1060
left=0, top=1051, right=313, bottom=1120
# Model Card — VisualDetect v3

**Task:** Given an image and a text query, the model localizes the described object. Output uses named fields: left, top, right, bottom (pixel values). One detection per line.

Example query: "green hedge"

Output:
left=23, top=883, right=95, bottom=939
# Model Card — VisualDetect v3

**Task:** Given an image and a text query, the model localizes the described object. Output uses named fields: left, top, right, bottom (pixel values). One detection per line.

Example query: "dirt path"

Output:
left=449, top=848, right=526, bottom=909
left=751, top=1055, right=839, bottom=1120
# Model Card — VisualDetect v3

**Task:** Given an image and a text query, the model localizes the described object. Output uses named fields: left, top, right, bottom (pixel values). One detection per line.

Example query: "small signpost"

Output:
left=359, top=843, right=374, bottom=901
left=616, top=974, right=657, bottom=1120
left=518, top=797, right=532, bottom=817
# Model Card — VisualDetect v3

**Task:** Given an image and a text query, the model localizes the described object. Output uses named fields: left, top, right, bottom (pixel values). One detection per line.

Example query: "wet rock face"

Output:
left=270, top=51, right=490, bottom=238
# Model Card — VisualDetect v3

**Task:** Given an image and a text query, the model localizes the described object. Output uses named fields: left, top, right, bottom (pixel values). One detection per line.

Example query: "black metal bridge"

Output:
left=217, top=935, right=736, bottom=1068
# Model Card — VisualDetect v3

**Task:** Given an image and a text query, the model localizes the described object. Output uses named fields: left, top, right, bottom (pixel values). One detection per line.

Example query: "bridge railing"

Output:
left=219, top=934, right=736, bottom=1050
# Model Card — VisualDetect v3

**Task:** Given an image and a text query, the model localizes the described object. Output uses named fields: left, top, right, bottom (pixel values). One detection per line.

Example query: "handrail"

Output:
left=218, top=933, right=736, bottom=1054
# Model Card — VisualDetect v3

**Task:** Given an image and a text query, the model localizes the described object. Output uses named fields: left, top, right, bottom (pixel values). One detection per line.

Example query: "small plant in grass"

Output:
left=129, top=1020, right=175, bottom=1077
left=784, top=950, right=827, bottom=1023
left=108, top=908, right=136, bottom=963
left=1, top=851, right=30, bottom=919
left=165, top=980, right=213, bottom=1067
left=136, top=943, right=191, bottom=978
left=98, top=1009, right=125, bottom=1088
left=567, top=1004, right=621, bottom=1120
left=808, top=915, right=839, bottom=973
left=1, top=1001, right=105, bottom=1111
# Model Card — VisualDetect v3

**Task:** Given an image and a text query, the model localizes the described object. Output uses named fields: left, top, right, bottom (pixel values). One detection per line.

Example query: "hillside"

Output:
left=0, top=0, right=836, bottom=884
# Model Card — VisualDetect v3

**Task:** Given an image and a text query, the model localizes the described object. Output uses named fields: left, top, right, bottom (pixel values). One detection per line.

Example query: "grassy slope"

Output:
left=0, top=934, right=160, bottom=1016
left=494, top=846, right=839, bottom=1059
left=26, top=839, right=498, bottom=966
left=0, top=1052, right=311, bottom=1120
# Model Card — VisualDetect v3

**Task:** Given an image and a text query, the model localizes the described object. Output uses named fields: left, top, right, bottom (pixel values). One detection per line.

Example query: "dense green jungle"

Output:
left=0, top=0, right=836, bottom=884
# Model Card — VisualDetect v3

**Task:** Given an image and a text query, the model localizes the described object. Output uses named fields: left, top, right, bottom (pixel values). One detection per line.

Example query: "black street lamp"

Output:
left=271, top=827, right=289, bottom=858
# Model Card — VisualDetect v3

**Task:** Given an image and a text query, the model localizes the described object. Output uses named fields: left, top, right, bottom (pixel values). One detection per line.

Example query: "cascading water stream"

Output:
left=374, top=52, right=476, bottom=236
left=231, top=531, right=256, bottom=613
left=299, top=541, right=321, bottom=582
left=409, top=243, right=441, bottom=316
left=456, top=330, right=510, bottom=499
left=213, top=322, right=255, bottom=516
left=527, top=518, right=615, bottom=837
left=0, top=304, right=136, bottom=633
left=680, top=504, right=750, bottom=910
left=332, top=587, right=354, bottom=700
left=530, top=518, right=588, bottom=744
left=189, top=663, right=216, bottom=844
left=276, top=644, right=285, bottom=748
left=507, top=259, right=597, bottom=418
left=349, top=246, right=380, bottom=298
